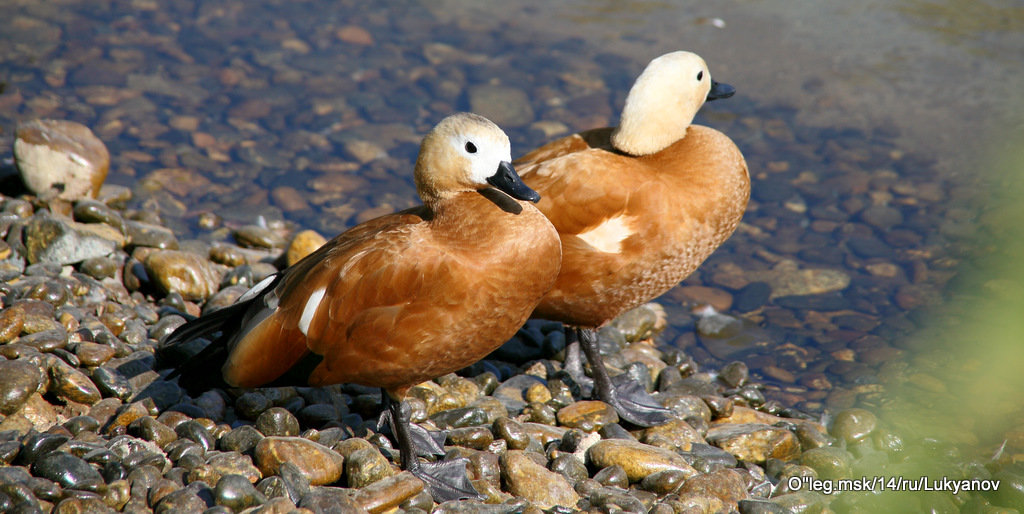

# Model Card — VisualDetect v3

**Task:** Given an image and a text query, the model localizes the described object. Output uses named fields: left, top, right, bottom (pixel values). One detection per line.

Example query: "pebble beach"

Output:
left=2, top=1, right=1024, bottom=512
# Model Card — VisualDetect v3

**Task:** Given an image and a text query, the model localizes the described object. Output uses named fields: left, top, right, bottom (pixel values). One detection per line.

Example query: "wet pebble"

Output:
left=641, top=468, right=689, bottom=495
left=219, top=425, right=265, bottom=453
left=556, top=401, right=619, bottom=432
left=0, top=359, right=44, bottom=415
left=174, top=420, right=215, bottom=451
left=48, top=357, right=102, bottom=405
left=799, top=446, right=853, bottom=480
left=501, top=450, right=580, bottom=509
left=285, top=230, right=326, bottom=266
left=143, top=250, right=220, bottom=301
left=678, top=468, right=747, bottom=505
left=430, top=406, right=488, bottom=429
left=829, top=407, right=877, bottom=443
left=129, top=416, right=178, bottom=448
left=256, top=407, right=300, bottom=437
left=125, top=220, right=178, bottom=250
left=91, top=366, right=134, bottom=401
left=23, top=215, right=118, bottom=265
left=550, top=453, right=589, bottom=483
left=593, top=465, right=629, bottom=488
left=214, top=473, right=266, bottom=511
left=254, top=436, right=345, bottom=486
left=587, top=439, right=698, bottom=483
left=298, top=485, right=362, bottom=513
left=705, top=423, right=801, bottom=464
left=233, top=225, right=285, bottom=250
left=31, top=451, right=104, bottom=491
left=154, top=487, right=208, bottom=513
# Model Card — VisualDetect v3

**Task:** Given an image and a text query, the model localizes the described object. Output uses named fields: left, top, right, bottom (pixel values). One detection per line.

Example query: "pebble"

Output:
left=799, top=446, right=852, bottom=480
left=233, top=225, right=286, bottom=250
left=48, top=356, right=102, bottom=405
left=298, top=486, right=362, bottom=513
left=218, top=425, right=265, bottom=453
left=587, top=439, right=698, bottom=483
left=500, top=450, right=580, bottom=509
left=31, top=451, right=104, bottom=491
left=130, top=416, right=178, bottom=448
left=285, top=230, right=327, bottom=266
left=214, top=473, right=266, bottom=511
left=640, top=419, right=704, bottom=452
left=0, top=360, right=45, bottom=415
left=704, top=423, right=801, bottom=463
left=125, top=220, right=178, bottom=250
left=0, top=307, right=25, bottom=343
left=23, top=215, right=118, bottom=265
left=254, top=437, right=345, bottom=486
left=15, top=119, right=109, bottom=200
left=256, top=407, right=301, bottom=437
left=143, top=250, right=221, bottom=301
left=745, top=260, right=851, bottom=299
left=611, top=303, right=666, bottom=342
left=342, top=445, right=393, bottom=488
left=829, top=407, right=877, bottom=443
left=556, top=400, right=619, bottom=431
left=678, top=468, right=747, bottom=505
left=349, top=471, right=425, bottom=513
left=640, top=469, right=689, bottom=495
left=593, top=465, right=629, bottom=488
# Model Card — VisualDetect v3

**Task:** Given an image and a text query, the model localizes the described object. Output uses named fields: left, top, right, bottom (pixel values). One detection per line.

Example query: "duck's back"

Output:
left=519, top=125, right=749, bottom=327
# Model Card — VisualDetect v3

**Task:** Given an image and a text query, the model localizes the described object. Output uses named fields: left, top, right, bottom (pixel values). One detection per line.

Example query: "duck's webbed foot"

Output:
left=574, top=328, right=675, bottom=427
left=383, top=393, right=482, bottom=502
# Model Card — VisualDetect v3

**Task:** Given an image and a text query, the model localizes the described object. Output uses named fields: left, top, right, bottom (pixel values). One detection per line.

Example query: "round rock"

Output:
left=15, top=119, right=109, bottom=200
left=587, top=439, right=698, bottom=483
left=254, top=436, right=345, bottom=486
left=0, top=359, right=44, bottom=415
left=500, top=450, right=580, bottom=509
left=144, top=250, right=221, bottom=301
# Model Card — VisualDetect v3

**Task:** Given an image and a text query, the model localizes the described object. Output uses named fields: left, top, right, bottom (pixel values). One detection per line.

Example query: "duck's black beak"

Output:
left=707, top=80, right=736, bottom=101
left=487, top=161, right=540, bottom=203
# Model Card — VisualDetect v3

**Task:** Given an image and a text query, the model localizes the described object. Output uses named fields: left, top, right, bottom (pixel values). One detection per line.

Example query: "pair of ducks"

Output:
left=160, top=51, right=750, bottom=501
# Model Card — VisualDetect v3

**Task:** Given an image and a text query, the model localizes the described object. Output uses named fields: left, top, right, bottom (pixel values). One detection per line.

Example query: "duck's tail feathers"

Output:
left=156, top=300, right=252, bottom=395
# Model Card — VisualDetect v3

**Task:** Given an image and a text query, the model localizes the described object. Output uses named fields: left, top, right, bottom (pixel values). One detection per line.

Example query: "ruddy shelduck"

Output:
left=160, top=113, right=561, bottom=501
left=516, top=51, right=750, bottom=426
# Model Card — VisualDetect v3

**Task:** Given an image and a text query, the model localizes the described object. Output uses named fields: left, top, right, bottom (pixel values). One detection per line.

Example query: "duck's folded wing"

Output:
left=219, top=215, right=463, bottom=389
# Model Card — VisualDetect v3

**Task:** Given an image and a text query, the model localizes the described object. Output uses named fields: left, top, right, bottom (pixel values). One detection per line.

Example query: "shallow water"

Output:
left=1, top=0, right=1022, bottom=412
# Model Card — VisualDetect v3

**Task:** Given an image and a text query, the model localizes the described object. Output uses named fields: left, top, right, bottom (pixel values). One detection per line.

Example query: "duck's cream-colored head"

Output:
left=611, top=51, right=734, bottom=156
left=415, top=112, right=539, bottom=205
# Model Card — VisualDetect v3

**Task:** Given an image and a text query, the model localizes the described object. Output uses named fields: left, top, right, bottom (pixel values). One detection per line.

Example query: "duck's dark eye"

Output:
left=465, top=142, right=477, bottom=154
left=696, top=71, right=704, bottom=81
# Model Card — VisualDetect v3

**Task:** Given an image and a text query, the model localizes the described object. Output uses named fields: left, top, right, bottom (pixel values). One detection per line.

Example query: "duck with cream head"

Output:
left=159, top=113, right=561, bottom=501
left=516, top=51, right=750, bottom=426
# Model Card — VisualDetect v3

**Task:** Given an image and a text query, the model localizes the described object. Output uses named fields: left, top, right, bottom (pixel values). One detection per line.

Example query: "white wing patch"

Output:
left=237, top=275, right=276, bottom=303
left=577, top=215, right=635, bottom=254
left=298, top=287, right=327, bottom=337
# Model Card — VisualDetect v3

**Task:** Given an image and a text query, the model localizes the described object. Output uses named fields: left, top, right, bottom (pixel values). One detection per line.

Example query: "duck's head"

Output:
left=611, top=51, right=735, bottom=157
left=415, top=112, right=540, bottom=205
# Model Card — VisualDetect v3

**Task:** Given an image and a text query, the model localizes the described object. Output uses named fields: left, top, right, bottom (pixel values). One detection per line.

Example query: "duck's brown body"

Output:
left=517, top=125, right=749, bottom=328
left=161, top=113, right=558, bottom=501
left=221, top=190, right=560, bottom=396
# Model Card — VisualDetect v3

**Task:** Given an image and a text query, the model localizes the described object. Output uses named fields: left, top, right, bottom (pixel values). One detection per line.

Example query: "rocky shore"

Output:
left=2, top=117, right=1023, bottom=514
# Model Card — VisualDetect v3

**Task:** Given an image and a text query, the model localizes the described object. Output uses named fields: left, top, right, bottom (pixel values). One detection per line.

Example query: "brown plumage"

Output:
left=160, top=112, right=560, bottom=500
left=515, top=51, right=749, bottom=426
